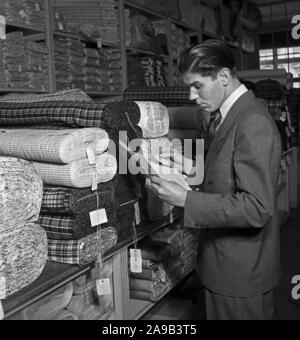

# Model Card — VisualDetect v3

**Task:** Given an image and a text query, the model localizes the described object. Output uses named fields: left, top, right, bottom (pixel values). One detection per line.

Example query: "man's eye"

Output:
left=194, top=85, right=202, bottom=90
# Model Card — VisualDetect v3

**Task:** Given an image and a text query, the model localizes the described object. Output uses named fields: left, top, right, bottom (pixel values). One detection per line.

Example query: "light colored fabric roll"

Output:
left=0, top=157, right=43, bottom=229
left=135, top=101, right=169, bottom=138
left=0, top=223, right=48, bottom=298
left=0, top=128, right=109, bottom=164
left=9, top=282, right=73, bottom=320
left=237, top=69, right=293, bottom=88
left=33, top=152, right=117, bottom=188
left=51, top=310, right=78, bottom=320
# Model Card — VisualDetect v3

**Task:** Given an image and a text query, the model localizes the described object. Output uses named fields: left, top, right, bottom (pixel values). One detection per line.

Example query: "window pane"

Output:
left=293, top=82, right=300, bottom=88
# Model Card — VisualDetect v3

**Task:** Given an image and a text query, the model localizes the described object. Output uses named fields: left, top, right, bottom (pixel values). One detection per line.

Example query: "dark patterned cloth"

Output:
left=47, top=227, right=118, bottom=267
left=39, top=183, right=117, bottom=240
left=0, top=101, right=141, bottom=139
left=124, top=87, right=195, bottom=107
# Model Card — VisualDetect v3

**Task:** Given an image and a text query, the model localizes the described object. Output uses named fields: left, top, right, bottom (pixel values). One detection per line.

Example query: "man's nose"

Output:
left=190, top=88, right=199, bottom=102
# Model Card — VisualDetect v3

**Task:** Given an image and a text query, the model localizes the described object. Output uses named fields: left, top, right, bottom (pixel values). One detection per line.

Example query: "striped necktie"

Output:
left=208, top=110, right=222, bottom=137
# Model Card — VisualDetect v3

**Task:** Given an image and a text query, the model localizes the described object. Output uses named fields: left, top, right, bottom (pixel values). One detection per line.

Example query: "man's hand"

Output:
left=149, top=176, right=188, bottom=208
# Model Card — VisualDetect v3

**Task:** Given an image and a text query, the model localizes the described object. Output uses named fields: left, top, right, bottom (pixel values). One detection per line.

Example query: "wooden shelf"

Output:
left=6, top=22, right=45, bottom=34
left=87, top=91, right=123, bottom=97
left=171, top=19, right=198, bottom=33
left=0, top=88, right=48, bottom=94
left=125, top=0, right=166, bottom=20
left=3, top=210, right=182, bottom=319
left=127, top=47, right=169, bottom=59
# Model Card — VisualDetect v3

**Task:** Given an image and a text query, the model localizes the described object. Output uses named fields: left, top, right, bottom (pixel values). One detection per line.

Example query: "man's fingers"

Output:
left=150, top=176, right=162, bottom=185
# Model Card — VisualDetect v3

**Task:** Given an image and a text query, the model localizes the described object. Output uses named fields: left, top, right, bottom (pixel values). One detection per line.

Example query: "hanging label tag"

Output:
left=170, top=212, right=174, bottom=224
left=91, top=171, right=98, bottom=191
left=96, top=278, right=111, bottom=296
left=35, top=2, right=41, bottom=11
left=0, top=15, right=6, bottom=40
left=97, top=39, right=102, bottom=49
left=19, top=10, right=26, bottom=19
left=0, top=301, right=4, bottom=321
left=134, top=201, right=141, bottom=226
left=130, top=249, right=143, bottom=273
left=87, top=148, right=96, bottom=165
left=90, top=209, right=108, bottom=227
left=0, top=277, right=6, bottom=300
left=158, top=264, right=167, bottom=283
left=58, top=22, right=64, bottom=31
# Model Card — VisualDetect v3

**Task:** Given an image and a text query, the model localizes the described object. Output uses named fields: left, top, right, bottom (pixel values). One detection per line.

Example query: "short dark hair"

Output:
left=178, top=40, right=237, bottom=78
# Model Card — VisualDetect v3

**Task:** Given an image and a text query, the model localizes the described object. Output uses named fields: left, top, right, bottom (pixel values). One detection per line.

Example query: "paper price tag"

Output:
left=97, top=39, right=102, bottom=48
left=96, top=278, right=111, bottom=296
left=19, top=10, right=26, bottom=19
left=0, top=301, right=4, bottom=321
left=170, top=212, right=174, bottom=224
left=0, top=277, right=6, bottom=301
left=0, top=15, right=6, bottom=40
left=134, top=201, right=141, bottom=226
left=58, top=23, right=64, bottom=31
left=90, top=209, right=108, bottom=227
left=35, top=2, right=41, bottom=11
left=130, top=249, right=142, bottom=273
left=87, top=148, right=96, bottom=165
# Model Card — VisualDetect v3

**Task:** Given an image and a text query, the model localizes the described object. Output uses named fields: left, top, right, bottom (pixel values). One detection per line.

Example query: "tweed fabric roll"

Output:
left=9, top=283, right=73, bottom=320
left=33, top=152, right=117, bottom=188
left=0, top=223, right=48, bottom=298
left=41, top=182, right=116, bottom=216
left=0, top=157, right=43, bottom=228
left=0, top=128, right=109, bottom=164
left=150, top=227, right=184, bottom=258
left=135, top=102, right=169, bottom=138
left=47, top=227, right=117, bottom=266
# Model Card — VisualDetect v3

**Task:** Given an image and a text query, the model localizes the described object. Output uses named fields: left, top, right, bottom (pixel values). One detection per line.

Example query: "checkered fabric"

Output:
left=0, top=101, right=141, bottom=135
left=124, top=87, right=195, bottom=107
left=47, top=227, right=118, bottom=266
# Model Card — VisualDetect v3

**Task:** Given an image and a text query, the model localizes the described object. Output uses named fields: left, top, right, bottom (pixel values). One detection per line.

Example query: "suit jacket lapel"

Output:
left=204, top=91, right=255, bottom=176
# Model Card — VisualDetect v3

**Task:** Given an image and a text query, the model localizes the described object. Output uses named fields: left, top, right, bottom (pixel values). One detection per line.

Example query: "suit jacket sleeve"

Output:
left=184, top=113, right=282, bottom=229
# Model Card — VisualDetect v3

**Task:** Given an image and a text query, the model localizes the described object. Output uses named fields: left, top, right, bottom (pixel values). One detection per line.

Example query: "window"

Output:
left=259, top=46, right=300, bottom=88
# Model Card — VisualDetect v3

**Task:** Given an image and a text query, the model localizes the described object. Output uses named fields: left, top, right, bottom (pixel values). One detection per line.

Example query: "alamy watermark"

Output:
left=291, top=275, right=300, bottom=300
left=292, top=15, right=300, bottom=40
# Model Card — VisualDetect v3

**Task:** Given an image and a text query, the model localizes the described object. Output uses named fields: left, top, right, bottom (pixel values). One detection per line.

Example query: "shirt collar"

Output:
left=219, top=85, right=248, bottom=121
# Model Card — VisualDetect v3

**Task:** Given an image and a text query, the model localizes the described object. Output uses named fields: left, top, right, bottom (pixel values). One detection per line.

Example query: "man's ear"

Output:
left=217, top=68, right=231, bottom=86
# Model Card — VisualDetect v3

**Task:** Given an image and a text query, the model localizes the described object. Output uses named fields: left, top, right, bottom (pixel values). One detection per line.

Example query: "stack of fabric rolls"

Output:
left=66, top=258, right=115, bottom=320
left=0, top=157, right=48, bottom=298
left=128, top=222, right=199, bottom=303
left=0, top=127, right=118, bottom=267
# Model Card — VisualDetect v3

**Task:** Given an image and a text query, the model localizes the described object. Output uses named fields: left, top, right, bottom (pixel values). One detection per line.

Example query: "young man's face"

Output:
left=183, top=72, right=226, bottom=113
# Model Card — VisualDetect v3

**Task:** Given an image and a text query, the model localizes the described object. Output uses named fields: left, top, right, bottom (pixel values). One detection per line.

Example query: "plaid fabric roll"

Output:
left=47, top=227, right=118, bottom=266
left=41, top=182, right=116, bottom=215
left=0, top=128, right=109, bottom=164
left=0, top=101, right=141, bottom=139
left=124, top=87, right=194, bottom=107
left=33, top=152, right=117, bottom=188
left=51, top=310, right=78, bottom=320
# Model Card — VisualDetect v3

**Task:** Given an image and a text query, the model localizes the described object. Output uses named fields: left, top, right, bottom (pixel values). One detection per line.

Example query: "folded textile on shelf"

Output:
left=129, top=279, right=169, bottom=303
left=0, top=223, right=48, bottom=298
left=47, top=227, right=117, bottom=266
left=129, top=263, right=167, bottom=283
left=0, top=128, right=109, bottom=164
left=0, top=157, right=43, bottom=229
left=9, top=283, right=73, bottom=320
left=33, top=152, right=117, bottom=188
left=51, top=310, right=78, bottom=320
left=67, top=259, right=114, bottom=320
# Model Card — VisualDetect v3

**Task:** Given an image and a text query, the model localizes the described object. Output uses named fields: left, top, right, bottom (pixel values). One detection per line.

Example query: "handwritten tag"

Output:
left=90, top=209, right=108, bottom=227
left=130, top=249, right=142, bottom=273
left=58, top=23, right=64, bottom=31
left=96, top=278, right=111, bottom=296
left=87, top=148, right=96, bottom=165
left=19, top=10, right=26, bottom=19
left=35, top=2, right=41, bottom=11
left=0, top=301, right=4, bottom=321
left=97, top=39, right=102, bottom=48
left=134, top=201, right=141, bottom=226
left=0, top=15, right=6, bottom=40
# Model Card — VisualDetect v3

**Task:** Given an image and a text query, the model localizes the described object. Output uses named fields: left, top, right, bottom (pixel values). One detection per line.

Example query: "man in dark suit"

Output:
left=150, top=40, right=282, bottom=320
